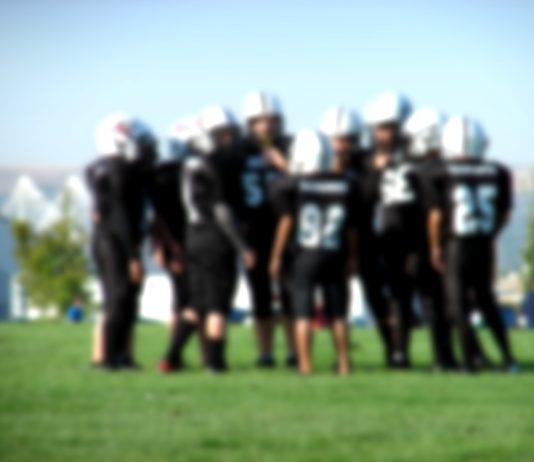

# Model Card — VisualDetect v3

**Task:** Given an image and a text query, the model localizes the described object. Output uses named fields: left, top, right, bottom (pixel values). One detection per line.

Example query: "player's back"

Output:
left=434, top=158, right=512, bottom=241
left=148, top=159, right=186, bottom=242
left=276, top=172, right=359, bottom=256
left=87, top=156, right=145, bottom=232
left=181, top=154, right=221, bottom=227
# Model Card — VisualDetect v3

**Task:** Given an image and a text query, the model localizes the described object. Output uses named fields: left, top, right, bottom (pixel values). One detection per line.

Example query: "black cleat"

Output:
left=119, top=357, right=143, bottom=371
left=256, top=355, right=276, bottom=368
left=207, top=361, right=228, bottom=375
left=502, top=361, right=520, bottom=374
left=473, top=355, right=493, bottom=370
left=285, top=354, right=298, bottom=369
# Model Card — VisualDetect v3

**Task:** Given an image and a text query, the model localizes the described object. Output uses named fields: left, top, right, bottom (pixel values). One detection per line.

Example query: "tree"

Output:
left=523, top=212, right=534, bottom=293
left=12, top=197, right=92, bottom=316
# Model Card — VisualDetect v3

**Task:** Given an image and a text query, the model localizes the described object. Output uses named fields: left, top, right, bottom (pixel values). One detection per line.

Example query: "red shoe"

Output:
left=158, top=358, right=181, bottom=373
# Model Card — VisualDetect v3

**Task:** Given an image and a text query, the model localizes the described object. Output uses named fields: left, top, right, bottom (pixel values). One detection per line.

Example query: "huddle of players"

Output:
left=87, top=90, right=517, bottom=375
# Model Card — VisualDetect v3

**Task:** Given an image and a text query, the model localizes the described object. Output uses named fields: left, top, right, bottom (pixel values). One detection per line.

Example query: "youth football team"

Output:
left=86, top=91, right=518, bottom=375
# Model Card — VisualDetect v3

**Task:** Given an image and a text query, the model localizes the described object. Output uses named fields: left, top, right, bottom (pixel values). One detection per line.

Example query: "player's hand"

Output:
left=129, top=258, right=144, bottom=284
left=263, top=147, right=287, bottom=171
left=346, top=258, right=359, bottom=276
left=91, top=211, right=101, bottom=224
left=405, top=254, right=417, bottom=277
left=153, top=246, right=165, bottom=268
left=169, top=258, right=184, bottom=275
left=269, top=256, right=281, bottom=280
left=431, top=247, right=445, bottom=274
left=242, top=249, right=256, bottom=270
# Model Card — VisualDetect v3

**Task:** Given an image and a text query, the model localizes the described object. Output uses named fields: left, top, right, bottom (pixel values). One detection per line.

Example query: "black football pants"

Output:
left=93, top=229, right=140, bottom=366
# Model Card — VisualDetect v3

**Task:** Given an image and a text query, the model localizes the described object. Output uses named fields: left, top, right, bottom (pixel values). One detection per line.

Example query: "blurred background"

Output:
left=1, top=0, right=533, bottom=324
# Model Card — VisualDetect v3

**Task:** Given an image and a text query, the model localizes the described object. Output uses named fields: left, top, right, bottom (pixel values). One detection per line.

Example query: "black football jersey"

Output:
left=239, top=136, right=290, bottom=232
left=209, top=148, right=244, bottom=214
left=86, top=155, right=149, bottom=257
left=147, top=159, right=186, bottom=244
left=180, top=151, right=243, bottom=228
left=346, top=149, right=371, bottom=180
left=376, top=157, right=431, bottom=243
left=426, top=159, right=512, bottom=240
left=357, top=151, right=385, bottom=237
left=271, top=172, right=360, bottom=255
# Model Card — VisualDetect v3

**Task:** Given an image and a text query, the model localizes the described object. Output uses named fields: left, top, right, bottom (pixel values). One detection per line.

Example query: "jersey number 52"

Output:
left=298, top=203, right=345, bottom=250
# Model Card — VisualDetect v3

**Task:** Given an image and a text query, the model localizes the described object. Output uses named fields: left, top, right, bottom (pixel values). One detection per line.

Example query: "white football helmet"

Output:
left=289, top=130, right=333, bottom=175
left=320, top=106, right=361, bottom=138
left=441, top=116, right=489, bottom=160
left=242, top=90, right=283, bottom=122
left=402, top=108, right=445, bottom=157
left=95, top=112, right=155, bottom=160
left=168, top=115, right=202, bottom=159
left=200, top=106, right=237, bottom=133
left=364, top=92, right=412, bottom=126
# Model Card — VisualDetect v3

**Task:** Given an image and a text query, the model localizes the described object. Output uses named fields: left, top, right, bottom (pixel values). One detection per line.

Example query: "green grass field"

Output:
left=1, top=323, right=534, bottom=462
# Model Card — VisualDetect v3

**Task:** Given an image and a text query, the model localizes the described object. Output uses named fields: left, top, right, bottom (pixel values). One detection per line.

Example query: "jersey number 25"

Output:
left=452, top=184, right=497, bottom=236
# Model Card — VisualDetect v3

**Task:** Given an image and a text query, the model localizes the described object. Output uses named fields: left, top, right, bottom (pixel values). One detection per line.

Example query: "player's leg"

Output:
left=163, top=239, right=204, bottom=369
left=91, top=314, right=105, bottom=365
left=165, top=307, right=201, bottom=369
left=444, top=242, right=477, bottom=371
left=97, top=234, right=132, bottom=368
left=357, top=238, right=395, bottom=365
left=119, top=280, right=142, bottom=368
left=472, top=246, right=516, bottom=369
left=204, top=311, right=228, bottom=372
left=160, top=273, right=188, bottom=370
left=322, top=268, right=350, bottom=375
left=383, top=238, right=414, bottom=368
left=169, top=272, right=185, bottom=333
left=279, top=257, right=297, bottom=367
left=90, top=233, right=107, bottom=367
left=202, top=237, right=237, bottom=373
left=416, top=254, right=457, bottom=369
left=245, top=241, right=275, bottom=366
left=465, top=324, right=491, bottom=368
left=292, top=254, right=317, bottom=375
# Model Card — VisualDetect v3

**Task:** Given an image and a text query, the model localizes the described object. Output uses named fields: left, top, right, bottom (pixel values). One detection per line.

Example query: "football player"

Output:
left=87, top=113, right=156, bottom=369
left=319, top=106, right=363, bottom=178
left=361, top=92, right=412, bottom=367
left=152, top=116, right=199, bottom=372
left=427, top=116, right=517, bottom=373
left=393, top=108, right=458, bottom=369
left=167, top=106, right=255, bottom=372
left=270, top=130, right=359, bottom=375
left=240, top=91, right=295, bottom=367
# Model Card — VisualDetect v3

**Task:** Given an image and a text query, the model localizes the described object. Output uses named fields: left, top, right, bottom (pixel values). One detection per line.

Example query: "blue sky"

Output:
left=1, top=0, right=533, bottom=166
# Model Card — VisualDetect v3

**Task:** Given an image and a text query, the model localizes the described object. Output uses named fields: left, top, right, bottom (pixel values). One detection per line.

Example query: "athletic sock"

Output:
left=205, top=338, right=227, bottom=372
left=167, top=319, right=197, bottom=366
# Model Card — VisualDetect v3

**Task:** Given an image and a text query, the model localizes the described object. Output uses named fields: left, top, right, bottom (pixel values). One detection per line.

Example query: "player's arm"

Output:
left=85, top=164, right=101, bottom=224
left=495, top=166, right=513, bottom=235
left=428, top=208, right=444, bottom=273
left=346, top=228, right=359, bottom=275
left=207, top=164, right=255, bottom=269
left=261, top=136, right=288, bottom=172
left=346, top=180, right=362, bottom=274
left=269, top=213, right=294, bottom=280
left=110, top=167, right=144, bottom=283
left=421, top=164, right=445, bottom=273
left=269, top=176, right=296, bottom=279
left=213, top=202, right=255, bottom=269
left=264, top=146, right=288, bottom=172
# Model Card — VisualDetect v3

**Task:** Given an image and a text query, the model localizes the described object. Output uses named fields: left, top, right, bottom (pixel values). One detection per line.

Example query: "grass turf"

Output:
left=0, top=323, right=533, bottom=462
